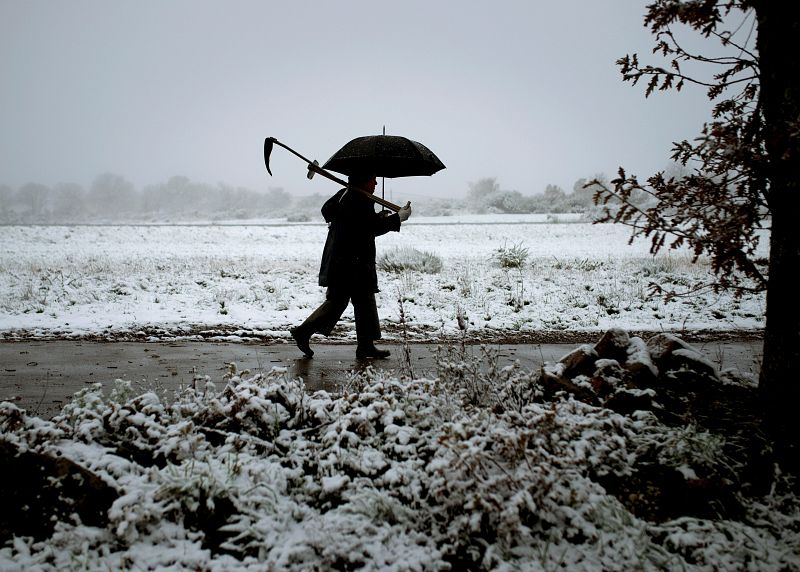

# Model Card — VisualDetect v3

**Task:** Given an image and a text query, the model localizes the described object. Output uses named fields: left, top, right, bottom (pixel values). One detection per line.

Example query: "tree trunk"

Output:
left=755, top=2, right=800, bottom=473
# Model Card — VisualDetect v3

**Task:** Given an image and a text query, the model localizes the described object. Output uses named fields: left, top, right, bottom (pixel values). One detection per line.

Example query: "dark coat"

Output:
left=318, top=188, right=401, bottom=293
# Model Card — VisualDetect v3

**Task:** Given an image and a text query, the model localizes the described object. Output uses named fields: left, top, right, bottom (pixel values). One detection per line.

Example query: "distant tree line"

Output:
left=0, top=172, right=656, bottom=223
left=462, top=177, right=603, bottom=215
left=0, top=174, right=295, bottom=223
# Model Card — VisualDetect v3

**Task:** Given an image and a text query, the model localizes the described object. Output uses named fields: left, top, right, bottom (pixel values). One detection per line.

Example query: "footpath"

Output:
left=0, top=338, right=764, bottom=420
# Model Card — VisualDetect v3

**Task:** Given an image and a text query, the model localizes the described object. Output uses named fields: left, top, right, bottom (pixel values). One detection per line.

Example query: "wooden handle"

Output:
left=307, top=163, right=402, bottom=212
left=266, top=137, right=404, bottom=213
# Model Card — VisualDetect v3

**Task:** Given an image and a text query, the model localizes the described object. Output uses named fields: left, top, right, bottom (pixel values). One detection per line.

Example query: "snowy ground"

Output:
left=0, top=215, right=767, bottom=341
left=2, top=353, right=798, bottom=571
left=4, top=216, right=795, bottom=572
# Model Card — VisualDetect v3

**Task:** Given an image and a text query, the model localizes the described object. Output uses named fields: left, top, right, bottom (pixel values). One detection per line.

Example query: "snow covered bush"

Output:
left=1, top=336, right=798, bottom=570
left=493, top=241, right=529, bottom=269
left=378, top=246, right=443, bottom=274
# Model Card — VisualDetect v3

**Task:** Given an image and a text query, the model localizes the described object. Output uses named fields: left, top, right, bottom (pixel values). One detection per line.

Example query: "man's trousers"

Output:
left=296, top=287, right=380, bottom=344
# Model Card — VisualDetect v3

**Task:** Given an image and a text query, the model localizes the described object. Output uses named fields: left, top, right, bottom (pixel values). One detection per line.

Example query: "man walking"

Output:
left=290, top=173, right=412, bottom=359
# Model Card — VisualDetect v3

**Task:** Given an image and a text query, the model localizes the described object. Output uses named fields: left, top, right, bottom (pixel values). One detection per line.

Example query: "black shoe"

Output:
left=356, top=345, right=391, bottom=359
left=290, top=327, right=313, bottom=358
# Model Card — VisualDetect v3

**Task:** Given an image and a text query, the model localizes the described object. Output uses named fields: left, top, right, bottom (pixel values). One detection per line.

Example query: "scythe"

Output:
left=264, top=137, right=404, bottom=212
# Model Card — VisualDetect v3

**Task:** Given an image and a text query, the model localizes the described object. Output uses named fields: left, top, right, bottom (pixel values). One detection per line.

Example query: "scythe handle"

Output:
left=306, top=162, right=402, bottom=212
left=265, top=137, right=403, bottom=213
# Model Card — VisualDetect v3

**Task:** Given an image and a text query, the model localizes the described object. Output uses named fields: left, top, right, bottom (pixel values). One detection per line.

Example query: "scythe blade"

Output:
left=263, top=137, right=275, bottom=176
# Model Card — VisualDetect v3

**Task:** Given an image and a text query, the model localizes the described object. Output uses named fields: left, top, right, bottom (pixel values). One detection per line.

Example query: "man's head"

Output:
left=348, top=173, right=378, bottom=195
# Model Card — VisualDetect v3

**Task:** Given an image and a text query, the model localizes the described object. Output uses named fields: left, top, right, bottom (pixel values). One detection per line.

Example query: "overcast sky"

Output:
left=1, top=1, right=731, bottom=200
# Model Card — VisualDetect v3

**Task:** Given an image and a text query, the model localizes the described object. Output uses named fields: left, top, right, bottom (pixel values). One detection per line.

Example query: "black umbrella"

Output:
left=322, top=135, right=445, bottom=178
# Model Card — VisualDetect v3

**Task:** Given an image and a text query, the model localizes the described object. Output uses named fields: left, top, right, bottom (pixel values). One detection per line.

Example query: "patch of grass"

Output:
left=552, top=256, right=604, bottom=271
left=494, top=241, right=529, bottom=268
left=639, top=255, right=691, bottom=276
left=378, top=247, right=443, bottom=274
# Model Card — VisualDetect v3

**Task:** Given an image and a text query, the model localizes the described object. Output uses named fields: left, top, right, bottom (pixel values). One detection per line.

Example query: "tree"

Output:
left=88, top=173, right=137, bottom=219
left=17, top=183, right=51, bottom=220
left=543, top=184, right=566, bottom=203
left=485, top=190, right=527, bottom=213
left=263, top=187, right=292, bottom=213
left=0, top=184, right=15, bottom=221
left=467, top=177, right=500, bottom=212
left=52, top=182, right=87, bottom=221
left=591, top=1, right=799, bottom=469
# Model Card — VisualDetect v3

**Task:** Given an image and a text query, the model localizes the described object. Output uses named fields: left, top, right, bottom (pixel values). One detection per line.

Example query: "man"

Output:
left=290, top=172, right=412, bottom=359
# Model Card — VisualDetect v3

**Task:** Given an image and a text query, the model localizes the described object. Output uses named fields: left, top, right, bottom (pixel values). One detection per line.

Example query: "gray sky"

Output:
left=1, top=1, right=722, bottom=200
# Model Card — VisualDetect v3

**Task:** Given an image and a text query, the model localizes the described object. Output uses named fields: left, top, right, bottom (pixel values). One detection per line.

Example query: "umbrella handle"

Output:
left=265, top=137, right=402, bottom=212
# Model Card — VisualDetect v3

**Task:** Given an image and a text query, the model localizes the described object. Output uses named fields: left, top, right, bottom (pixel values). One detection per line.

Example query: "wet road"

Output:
left=0, top=338, right=764, bottom=420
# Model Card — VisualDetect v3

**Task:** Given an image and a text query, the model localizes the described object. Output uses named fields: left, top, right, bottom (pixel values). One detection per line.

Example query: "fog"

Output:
left=1, top=173, right=632, bottom=223
left=1, top=1, right=743, bottom=218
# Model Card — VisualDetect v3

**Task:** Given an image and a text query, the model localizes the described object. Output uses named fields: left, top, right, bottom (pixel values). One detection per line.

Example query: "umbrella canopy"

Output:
left=322, top=135, right=445, bottom=178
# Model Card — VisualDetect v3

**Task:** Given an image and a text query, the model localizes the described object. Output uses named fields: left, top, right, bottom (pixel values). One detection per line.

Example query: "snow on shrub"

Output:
left=493, top=241, right=529, bottom=268
left=0, top=361, right=798, bottom=571
left=377, top=246, right=443, bottom=274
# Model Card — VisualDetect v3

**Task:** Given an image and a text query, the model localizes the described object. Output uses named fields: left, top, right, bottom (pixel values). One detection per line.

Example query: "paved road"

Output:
left=0, top=339, right=764, bottom=420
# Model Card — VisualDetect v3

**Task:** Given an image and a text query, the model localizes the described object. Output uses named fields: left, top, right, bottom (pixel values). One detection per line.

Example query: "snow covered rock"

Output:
left=624, top=336, right=659, bottom=386
left=540, top=329, right=724, bottom=416
left=590, top=358, right=626, bottom=398
left=593, top=327, right=631, bottom=363
left=558, top=343, right=598, bottom=377
left=668, top=348, right=720, bottom=379
left=645, top=332, right=694, bottom=363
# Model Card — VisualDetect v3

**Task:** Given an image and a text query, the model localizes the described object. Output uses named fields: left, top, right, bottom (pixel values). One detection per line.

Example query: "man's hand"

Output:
left=398, top=201, right=412, bottom=222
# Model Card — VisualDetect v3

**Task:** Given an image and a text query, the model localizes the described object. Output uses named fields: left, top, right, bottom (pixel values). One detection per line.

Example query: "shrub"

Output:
left=286, top=212, right=311, bottom=222
left=377, top=247, right=443, bottom=274
left=639, top=255, right=695, bottom=276
left=494, top=241, right=529, bottom=268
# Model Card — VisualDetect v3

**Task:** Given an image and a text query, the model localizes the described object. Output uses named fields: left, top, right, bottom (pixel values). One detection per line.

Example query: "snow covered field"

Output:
left=0, top=215, right=767, bottom=341
left=2, top=216, right=798, bottom=571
